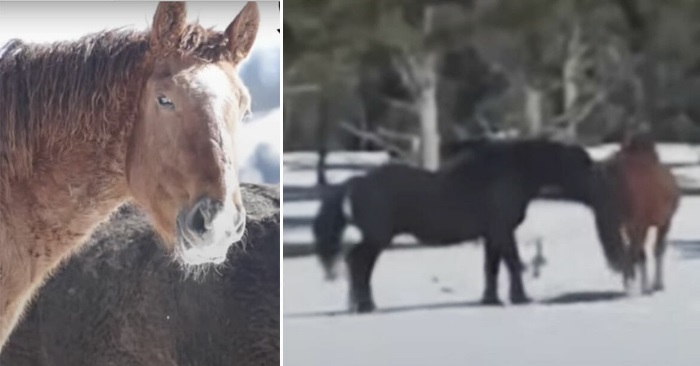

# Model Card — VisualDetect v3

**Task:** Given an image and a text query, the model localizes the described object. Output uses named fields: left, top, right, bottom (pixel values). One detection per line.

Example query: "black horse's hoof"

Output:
left=510, top=295, right=532, bottom=305
left=480, top=296, right=504, bottom=306
left=350, top=301, right=376, bottom=314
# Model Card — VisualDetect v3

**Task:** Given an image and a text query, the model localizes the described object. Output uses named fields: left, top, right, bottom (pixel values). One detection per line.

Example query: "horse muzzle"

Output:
left=176, top=196, right=246, bottom=265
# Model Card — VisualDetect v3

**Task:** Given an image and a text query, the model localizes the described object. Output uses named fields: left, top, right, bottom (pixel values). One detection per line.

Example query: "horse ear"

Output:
left=151, top=2, right=187, bottom=48
left=225, top=2, right=260, bottom=64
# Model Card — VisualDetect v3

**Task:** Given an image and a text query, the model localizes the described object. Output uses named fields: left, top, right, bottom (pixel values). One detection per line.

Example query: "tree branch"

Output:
left=549, top=90, right=607, bottom=129
left=338, top=121, right=413, bottom=161
left=380, top=96, right=419, bottom=115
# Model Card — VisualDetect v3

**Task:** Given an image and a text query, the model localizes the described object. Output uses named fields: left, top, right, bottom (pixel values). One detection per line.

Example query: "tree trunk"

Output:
left=419, top=77, right=440, bottom=170
left=418, top=5, right=440, bottom=170
left=316, top=94, right=329, bottom=186
left=562, top=22, right=584, bottom=141
left=525, top=84, right=543, bottom=137
left=563, top=23, right=582, bottom=113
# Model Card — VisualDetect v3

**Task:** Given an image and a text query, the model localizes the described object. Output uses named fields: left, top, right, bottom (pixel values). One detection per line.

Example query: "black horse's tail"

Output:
left=590, top=163, right=626, bottom=273
left=312, top=181, right=351, bottom=280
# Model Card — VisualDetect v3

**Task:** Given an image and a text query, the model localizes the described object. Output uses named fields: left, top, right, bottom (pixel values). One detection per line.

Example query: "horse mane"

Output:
left=0, top=23, right=235, bottom=185
left=590, top=159, right=626, bottom=273
left=441, top=138, right=570, bottom=168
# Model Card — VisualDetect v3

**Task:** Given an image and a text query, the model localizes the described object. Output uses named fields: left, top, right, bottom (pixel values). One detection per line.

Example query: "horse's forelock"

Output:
left=148, top=24, right=233, bottom=63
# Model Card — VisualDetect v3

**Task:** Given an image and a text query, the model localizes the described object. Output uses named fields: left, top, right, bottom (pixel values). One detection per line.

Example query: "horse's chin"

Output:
left=175, top=234, right=240, bottom=266
left=173, top=207, right=246, bottom=266
left=178, top=247, right=228, bottom=266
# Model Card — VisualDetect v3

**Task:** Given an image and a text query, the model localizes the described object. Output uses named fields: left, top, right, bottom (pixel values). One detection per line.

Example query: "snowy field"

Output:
left=284, top=145, right=700, bottom=366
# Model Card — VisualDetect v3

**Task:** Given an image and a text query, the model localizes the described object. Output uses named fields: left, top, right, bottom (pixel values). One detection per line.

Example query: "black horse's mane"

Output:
left=440, top=138, right=569, bottom=171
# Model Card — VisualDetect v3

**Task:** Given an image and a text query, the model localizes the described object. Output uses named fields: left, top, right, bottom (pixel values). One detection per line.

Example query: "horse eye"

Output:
left=157, top=95, right=174, bottom=108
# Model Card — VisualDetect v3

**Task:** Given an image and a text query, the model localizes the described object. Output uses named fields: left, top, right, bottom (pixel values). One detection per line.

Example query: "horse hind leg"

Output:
left=481, top=241, right=502, bottom=306
left=652, top=225, right=669, bottom=292
left=346, top=240, right=383, bottom=314
left=640, top=226, right=659, bottom=295
left=488, top=231, right=530, bottom=305
left=620, top=225, right=639, bottom=296
left=503, top=242, right=530, bottom=304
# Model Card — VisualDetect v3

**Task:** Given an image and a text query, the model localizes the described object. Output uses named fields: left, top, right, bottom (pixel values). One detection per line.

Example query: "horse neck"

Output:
left=0, top=62, right=149, bottom=271
left=1, top=136, right=131, bottom=255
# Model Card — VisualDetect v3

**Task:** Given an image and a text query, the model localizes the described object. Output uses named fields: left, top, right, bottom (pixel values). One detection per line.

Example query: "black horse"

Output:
left=313, top=139, right=595, bottom=313
left=2, top=184, right=280, bottom=366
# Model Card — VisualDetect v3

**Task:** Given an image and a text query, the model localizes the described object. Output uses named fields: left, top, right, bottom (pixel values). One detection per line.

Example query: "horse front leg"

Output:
left=620, top=225, right=636, bottom=294
left=638, top=252, right=650, bottom=295
left=346, top=241, right=382, bottom=314
left=502, top=236, right=530, bottom=304
left=652, top=226, right=669, bottom=292
left=638, top=226, right=659, bottom=295
left=487, top=231, right=529, bottom=305
left=652, top=250, right=665, bottom=292
left=624, top=242, right=649, bottom=296
left=481, top=241, right=502, bottom=305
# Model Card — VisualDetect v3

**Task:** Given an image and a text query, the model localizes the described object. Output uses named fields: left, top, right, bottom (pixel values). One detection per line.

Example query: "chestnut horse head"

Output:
left=127, top=2, right=259, bottom=265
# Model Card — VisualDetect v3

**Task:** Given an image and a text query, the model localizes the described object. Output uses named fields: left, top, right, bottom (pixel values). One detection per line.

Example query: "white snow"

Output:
left=284, top=145, right=700, bottom=366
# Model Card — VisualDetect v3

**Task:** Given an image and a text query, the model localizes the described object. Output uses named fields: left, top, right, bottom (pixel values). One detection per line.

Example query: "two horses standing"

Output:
left=314, top=135, right=680, bottom=313
left=0, top=2, right=260, bottom=352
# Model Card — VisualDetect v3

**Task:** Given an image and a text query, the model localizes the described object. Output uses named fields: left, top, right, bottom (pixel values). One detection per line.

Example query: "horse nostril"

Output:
left=187, top=198, right=217, bottom=235
left=188, top=206, right=208, bottom=235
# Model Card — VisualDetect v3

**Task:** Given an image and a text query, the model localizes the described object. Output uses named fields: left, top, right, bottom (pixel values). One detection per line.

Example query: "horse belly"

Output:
left=410, top=218, right=481, bottom=245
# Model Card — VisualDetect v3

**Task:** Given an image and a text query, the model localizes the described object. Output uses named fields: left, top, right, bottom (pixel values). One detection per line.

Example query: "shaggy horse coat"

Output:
left=1, top=184, right=280, bottom=366
left=0, top=2, right=260, bottom=351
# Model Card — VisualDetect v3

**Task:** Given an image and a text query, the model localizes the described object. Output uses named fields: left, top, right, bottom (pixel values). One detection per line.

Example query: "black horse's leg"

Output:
left=481, top=240, right=502, bottom=305
left=500, top=233, right=530, bottom=304
left=347, top=241, right=382, bottom=313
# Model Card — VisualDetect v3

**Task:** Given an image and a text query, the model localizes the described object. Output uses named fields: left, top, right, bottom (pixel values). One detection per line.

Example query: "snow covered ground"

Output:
left=284, top=146, right=700, bottom=366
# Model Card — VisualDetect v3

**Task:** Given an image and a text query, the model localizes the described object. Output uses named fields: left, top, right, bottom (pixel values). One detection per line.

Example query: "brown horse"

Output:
left=0, top=2, right=260, bottom=351
left=593, top=133, right=680, bottom=295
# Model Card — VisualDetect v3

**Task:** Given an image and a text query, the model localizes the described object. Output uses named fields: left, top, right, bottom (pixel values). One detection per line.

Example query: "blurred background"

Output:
left=283, top=2, right=700, bottom=365
left=0, top=0, right=281, bottom=185
left=285, top=0, right=700, bottom=158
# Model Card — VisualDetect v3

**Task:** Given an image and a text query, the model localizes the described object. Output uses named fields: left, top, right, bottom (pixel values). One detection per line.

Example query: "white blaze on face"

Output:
left=179, top=64, right=246, bottom=266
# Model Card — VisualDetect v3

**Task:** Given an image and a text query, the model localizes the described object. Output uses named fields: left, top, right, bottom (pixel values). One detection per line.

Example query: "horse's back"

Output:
left=351, top=161, right=489, bottom=243
left=353, top=163, right=438, bottom=202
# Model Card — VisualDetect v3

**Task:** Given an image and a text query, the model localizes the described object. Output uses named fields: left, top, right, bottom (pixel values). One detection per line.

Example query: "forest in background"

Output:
left=284, top=0, right=700, bottom=168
